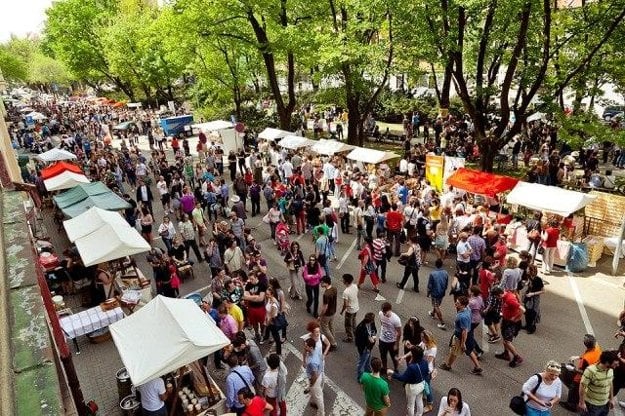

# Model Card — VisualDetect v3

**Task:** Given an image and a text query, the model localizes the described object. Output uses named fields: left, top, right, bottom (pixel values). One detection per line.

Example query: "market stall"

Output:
left=584, top=191, right=625, bottom=272
left=73, top=223, right=150, bottom=267
left=63, top=206, right=131, bottom=242
left=505, top=182, right=598, bottom=268
left=277, top=135, right=316, bottom=150
left=110, top=296, right=231, bottom=414
left=53, top=182, right=131, bottom=218
left=258, top=127, right=293, bottom=141
left=35, top=148, right=78, bottom=162
left=346, top=147, right=400, bottom=164
left=40, top=161, right=83, bottom=180
left=43, top=171, right=90, bottom=191
left=311, top=138, right=355, bottom=155
left=446, top=167, right=519, bottom=197
left=191, top=120, right=242, bottom=154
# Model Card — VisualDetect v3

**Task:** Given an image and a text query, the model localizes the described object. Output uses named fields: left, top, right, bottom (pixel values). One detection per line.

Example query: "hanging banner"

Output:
left=425, top=155, right=445, bottom=192
left=444, top=156, right=466, bottom=182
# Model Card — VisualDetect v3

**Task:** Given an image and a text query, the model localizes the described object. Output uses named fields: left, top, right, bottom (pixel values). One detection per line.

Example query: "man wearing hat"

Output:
left=231, top=194, right=247, bottom=220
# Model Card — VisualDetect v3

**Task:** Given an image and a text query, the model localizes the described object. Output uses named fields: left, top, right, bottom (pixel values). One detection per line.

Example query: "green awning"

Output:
left=53, top=182, right=131, bottom=218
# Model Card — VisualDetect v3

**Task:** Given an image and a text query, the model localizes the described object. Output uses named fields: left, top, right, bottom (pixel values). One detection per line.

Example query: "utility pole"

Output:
left=0, top=69, right=23, bottom=188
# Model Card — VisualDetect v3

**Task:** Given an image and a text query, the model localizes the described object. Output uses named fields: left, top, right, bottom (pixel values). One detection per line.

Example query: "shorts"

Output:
left=161, top=193, right=170, bottom=204
left=418, top=236, right=432, bottom=251
left=501, top=319, right=521, bottom=342
left=431, top=297, right=443, bottom=308
left=449, top=334, right=475, bottom=357
left=483, top=310, right=501, bottom=326
left=247, top=305, right=266, bottom=326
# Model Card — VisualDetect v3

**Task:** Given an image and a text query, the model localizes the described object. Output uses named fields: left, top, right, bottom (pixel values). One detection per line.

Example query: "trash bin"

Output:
left=116, top=367, right=132, bottom=402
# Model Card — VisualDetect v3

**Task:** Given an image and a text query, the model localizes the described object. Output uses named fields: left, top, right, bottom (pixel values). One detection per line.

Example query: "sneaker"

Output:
left=439, top=363, right=452, bottom=371
left=495, top=352, right=511, bottom=361
left=437, top=323, right=447, bottom=330
left=428, top=310, right=435, bottom=318
left=488, top=335, right=501, bottom=344
left=471, top=367, right=483, bottom=375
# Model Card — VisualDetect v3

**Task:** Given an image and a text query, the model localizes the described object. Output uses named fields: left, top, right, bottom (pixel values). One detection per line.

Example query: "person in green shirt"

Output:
left=579, top=350, right=619, bottom=415
left=360, top=357, right=391, bottom=415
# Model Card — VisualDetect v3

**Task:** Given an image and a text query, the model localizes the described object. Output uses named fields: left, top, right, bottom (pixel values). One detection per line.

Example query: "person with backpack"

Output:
left=522, top=361, right=563, bottom=415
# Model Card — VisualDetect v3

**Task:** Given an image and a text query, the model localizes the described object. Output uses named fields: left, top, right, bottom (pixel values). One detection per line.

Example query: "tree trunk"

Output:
left=479, top=136, right=497, bottom=172
left=346, top=96, right=362, bottom=146
left=439, top=61, right=453, bottom=110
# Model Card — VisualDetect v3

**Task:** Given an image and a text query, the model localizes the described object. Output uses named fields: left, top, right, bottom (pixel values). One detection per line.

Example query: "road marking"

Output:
left=336, top=238, right=357, bottom=270
left=395, top=289, right=404, bottom=304
left=568, top=274, right=595, bottom=335
left=283, top=342, right=364, bottom=415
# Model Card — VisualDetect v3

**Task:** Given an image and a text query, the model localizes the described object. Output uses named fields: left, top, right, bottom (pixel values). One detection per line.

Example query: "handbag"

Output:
left=274, top=312, right=288, bottom=329
left=528, top=229, right=540, bottom=240
left=509, top=373, right=542, bottom=415
left=415, top=363, right=430, bottom=396
left=398, top=256, right=408, bottom=266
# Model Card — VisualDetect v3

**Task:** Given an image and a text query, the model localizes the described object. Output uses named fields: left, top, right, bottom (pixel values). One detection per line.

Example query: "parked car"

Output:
left=602, top=105, right=625, bottom=121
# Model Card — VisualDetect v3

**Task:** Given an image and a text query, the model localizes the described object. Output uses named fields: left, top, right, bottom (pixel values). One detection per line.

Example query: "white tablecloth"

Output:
left=60, top=306, right=124, bottom=339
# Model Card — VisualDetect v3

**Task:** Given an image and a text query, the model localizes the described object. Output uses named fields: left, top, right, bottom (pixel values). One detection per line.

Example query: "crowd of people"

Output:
left=8, top=96, right=625, bottom=416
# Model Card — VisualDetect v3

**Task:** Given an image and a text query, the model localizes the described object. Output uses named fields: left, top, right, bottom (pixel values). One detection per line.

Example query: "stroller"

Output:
left=275, top=221, right=291, bottom=255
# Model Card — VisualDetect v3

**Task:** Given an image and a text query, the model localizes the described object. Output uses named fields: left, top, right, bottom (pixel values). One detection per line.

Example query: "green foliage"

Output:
left=0, top=46, right=28, bottom=82
left=0, top=37, right=71, bottom=86
left=556, top=111, right=625, bottom=149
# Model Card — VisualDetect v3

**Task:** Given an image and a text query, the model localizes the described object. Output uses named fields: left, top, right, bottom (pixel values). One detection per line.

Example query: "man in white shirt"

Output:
left=282, top=158, right=294, bottom=181
left=156, top=175, right=170, bottom=213
left=340, top=273, right=360, bottom=343
left=378, top=302, right=402, bottom=373
left=136, top=377, right=171, bottom=416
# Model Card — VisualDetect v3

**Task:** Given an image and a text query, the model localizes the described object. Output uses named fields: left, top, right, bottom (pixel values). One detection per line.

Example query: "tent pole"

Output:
left=612, top=217, right=625, bottom=276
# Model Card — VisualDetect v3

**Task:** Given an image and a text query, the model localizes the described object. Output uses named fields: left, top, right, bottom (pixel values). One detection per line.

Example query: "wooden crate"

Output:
left=584, top=191, right=625, bottom=238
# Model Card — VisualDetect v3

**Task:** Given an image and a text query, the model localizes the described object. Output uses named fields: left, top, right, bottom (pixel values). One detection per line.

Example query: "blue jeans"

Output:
left=424, top=380, right=434, bottom=404
left=356, top=349, right=372, bottom=381
left=526, top=405, right=551, bottom=416
left=583, top=402, right=609, bottom=416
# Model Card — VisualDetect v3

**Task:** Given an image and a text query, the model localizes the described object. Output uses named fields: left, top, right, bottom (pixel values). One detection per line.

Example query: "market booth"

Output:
left=191, top=120, right=242, bottom=154
left=277, top=135, right=316, bottom=150
left=258, top=127, right=293, bottom=141
left=53, top=182, right=131, bottom=218
left=35, top=147, right=78, bottom=162
left=446, top=168, right=519, bottom=198
left=505, top=182, right=597, bottom=267
left=346, top=147, right=400, bottom=165
left=311, top=138, right=355, bottom=155
left=40, top=161, right=83, bottom=179
left=44, top=171, right=90, bottom=191
left=110, top=295, right=231, bottom=415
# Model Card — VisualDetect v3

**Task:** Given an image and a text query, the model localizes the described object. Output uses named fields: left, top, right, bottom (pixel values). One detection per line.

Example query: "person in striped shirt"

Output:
left=579, top=350, right=619, bottom=415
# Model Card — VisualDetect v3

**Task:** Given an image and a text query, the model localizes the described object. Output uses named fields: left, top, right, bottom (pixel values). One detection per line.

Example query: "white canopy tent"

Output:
left=346, top=147, right=400, bottom=164
left=277, top=135, right=316, bottom=149
left=110, top=295, right=231, bottom=386
left=63, top=206, right=130, bottom=242
left=43, top=171, right=90, bottom=192
left=191, top=120, right=233, bottom=132
left=258, top=127, right=293, bottom=141
left=311, top=139, right=355, bottom=155
left=506, top=181, right=597, bottom=216
left=74, top=223, right=151, bottom=266
left=36, top=148, right=78, bottom=162
left=191, top=120, right=242, bottom=154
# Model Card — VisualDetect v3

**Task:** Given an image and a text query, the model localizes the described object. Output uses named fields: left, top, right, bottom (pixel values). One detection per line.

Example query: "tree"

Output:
left=0, top=45, right=28, bottom=82
left=315, top=0, right=396, bottom=146
left=399, top=0, right=625, bottom=171
left=43, top=0, right=136, bottom=99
